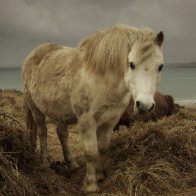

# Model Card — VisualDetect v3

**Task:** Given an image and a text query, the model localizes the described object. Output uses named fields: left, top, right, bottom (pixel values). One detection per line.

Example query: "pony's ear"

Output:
left=155, top=31, right=164, bottom=46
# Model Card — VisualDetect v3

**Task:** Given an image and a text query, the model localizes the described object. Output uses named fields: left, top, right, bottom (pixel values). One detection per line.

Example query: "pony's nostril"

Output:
left=136, top=101, right=141, bottom=109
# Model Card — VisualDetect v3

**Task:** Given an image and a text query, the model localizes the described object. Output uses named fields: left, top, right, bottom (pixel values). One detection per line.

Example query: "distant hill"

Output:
left=0, top=67, right=21, bottom=70
left=0, top=62, right=196, bottom=69
left=166, top=62, right=196, bottom=68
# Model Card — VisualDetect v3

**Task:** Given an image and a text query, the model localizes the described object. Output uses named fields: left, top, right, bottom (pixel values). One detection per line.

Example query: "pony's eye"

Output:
left=158, top=64, right=163, bottom=72
left=129, top=62, right=135, bottom=70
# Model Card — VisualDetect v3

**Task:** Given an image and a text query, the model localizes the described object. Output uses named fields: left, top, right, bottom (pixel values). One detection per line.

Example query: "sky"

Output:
left=0, top=0, right=196, bottom=67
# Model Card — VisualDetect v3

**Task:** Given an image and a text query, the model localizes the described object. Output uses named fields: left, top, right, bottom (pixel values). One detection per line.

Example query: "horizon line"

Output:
left=1, top=62, right=196, bottom=69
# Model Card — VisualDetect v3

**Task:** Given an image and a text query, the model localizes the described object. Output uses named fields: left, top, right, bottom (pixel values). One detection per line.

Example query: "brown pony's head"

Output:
left=165, top=95, right=175, bottom=115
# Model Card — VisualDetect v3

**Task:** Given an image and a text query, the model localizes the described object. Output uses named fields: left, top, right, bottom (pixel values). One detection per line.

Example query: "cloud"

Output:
left=0, top=0, right=196, bottom=67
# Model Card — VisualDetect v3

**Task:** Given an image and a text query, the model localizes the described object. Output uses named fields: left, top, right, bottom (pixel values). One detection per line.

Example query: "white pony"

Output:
left=22, top=24, right=164, bottom=193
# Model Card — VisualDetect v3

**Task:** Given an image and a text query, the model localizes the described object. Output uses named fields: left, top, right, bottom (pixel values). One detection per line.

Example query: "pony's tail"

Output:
left=24, top=99, right=37, bottom=150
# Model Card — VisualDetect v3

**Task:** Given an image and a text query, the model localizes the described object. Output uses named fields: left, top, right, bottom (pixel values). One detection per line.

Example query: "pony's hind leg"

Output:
left=24, top=101, right=37, bottom=150
left=56, top=122, right=79, bottom=170
left=24, top=92, right=49, bottom=166
left=31, top=110, right=49, bottom=167
left=79, top=115, right=100, bottom=193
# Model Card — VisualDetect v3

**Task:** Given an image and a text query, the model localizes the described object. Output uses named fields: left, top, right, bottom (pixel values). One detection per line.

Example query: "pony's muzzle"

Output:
left=135, top=100, right=155, bottom=114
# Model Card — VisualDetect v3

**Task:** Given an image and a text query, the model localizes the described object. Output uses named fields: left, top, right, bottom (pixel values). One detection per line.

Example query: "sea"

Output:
left=0, top=65, right=196, bottom=103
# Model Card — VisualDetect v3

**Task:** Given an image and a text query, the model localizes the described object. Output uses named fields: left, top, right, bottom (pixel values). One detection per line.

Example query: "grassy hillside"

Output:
left=0, top=90, right=195, bottom=195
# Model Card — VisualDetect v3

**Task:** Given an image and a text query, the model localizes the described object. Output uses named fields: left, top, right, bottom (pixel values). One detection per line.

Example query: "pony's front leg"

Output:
left=96, top=122, right=115, bottom=182
left=56, top=122, right=79, bottom=171
left=79, top=116, right=100, bottom=193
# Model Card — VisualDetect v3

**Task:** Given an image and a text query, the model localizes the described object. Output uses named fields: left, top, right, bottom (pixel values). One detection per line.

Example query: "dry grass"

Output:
left=0, top=89, right=24, bottom=125
left=103, top=109, right=196, bottom=195
left=0, top=89, right=196, bottom=195
left=0, top=105, right=38, bottom=195
left=0, top=90, right=81, bottom=196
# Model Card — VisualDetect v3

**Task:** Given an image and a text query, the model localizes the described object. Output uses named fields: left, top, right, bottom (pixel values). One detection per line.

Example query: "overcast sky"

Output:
left=0, top=0, right=196, bottom=67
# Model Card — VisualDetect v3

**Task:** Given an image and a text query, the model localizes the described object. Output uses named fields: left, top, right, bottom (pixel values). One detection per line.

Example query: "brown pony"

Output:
left=115, top=92, right=175, bottom=130
left=22, top=24, right=164, bottom=193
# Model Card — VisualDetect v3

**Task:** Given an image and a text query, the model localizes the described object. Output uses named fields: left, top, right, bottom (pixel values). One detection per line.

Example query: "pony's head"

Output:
left=124, top=31, right=164, bottom=114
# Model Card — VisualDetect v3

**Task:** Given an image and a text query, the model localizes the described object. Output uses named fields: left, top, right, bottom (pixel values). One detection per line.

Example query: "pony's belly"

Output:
left=47, top=104, right=77, bottom=123
left=45, top=107, right=77, bottom=124
left=31, top=93, right=77, bottom=124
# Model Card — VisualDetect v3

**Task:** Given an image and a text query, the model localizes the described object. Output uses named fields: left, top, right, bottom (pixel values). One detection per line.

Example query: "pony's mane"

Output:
left=79, top=24, right=156, bottom=74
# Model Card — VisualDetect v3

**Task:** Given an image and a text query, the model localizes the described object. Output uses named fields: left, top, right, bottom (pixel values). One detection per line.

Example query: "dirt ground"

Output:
left=0, top=90, right=196, bottom=196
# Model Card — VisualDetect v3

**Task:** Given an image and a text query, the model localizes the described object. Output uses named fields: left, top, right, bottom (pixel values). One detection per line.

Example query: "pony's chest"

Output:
left=95, top=92, right=131, bottom=126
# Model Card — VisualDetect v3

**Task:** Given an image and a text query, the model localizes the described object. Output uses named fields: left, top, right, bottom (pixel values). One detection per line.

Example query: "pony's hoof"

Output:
left=50, top=161, right=71, bottom=178
left=41, top=159, right=50, bottom=168
left=70, top=161, right=80, bottom=171
left=96, top=169, right=107, bottom=182
left=83, top=177, right=100, bottom=195
left=85, top=193, right=100, bottom=196
left=82, top=184, right=100, bottom=195
left=96, top=171, right=107, bottom=182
